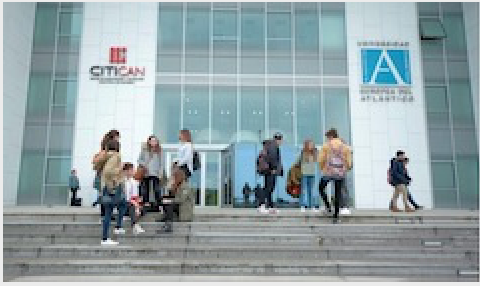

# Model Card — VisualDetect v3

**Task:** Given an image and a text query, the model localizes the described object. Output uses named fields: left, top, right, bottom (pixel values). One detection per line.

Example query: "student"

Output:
left=138, top=135, right=164, bottom=211
left=389, top=157, right=423, bottom=211
left=258, top=133, right=284, bottom=215
left=318, top=128, right=352, bottom=223
left=339, top=140, right=353, bottom=216
left=97, top=139, right=127, bottom=246
left=254, top=183, right=263, bottom=208
left=161, top=129, right=194, bottom=232
left=389, top=151, right=415, bottom=212
left=69, top=169, right=80, bottom=207
left=298, top=140, right=319, bottom=213
left=242, top=183, right=252, bottom=207
left=122, top=163, right=145, bottom=235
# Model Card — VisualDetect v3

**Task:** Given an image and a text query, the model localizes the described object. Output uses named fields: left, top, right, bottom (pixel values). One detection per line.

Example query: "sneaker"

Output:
left=101, top=239, right=119, bottom=246
left=258, top=205, right=269, bottom=214
left=269, top=208, right=279, bottom=214
left=340, top=208, right=351, bottom=215
left=322, top=209, right=333, bottom=216
left=300, top=207, right=306, bottom=213
left=133, top=224, right=145, bottom=235
left=114, top=228, right=126, bottom=235
left=312, top=208, right=320, bottom=213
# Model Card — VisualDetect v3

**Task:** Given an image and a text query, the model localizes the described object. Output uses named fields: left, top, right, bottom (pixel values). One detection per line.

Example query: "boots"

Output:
left=391, top=205, right=401, bottom=212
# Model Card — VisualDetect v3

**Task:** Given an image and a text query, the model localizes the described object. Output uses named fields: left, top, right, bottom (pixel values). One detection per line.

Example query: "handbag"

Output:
left=287, top=184, right=301, bottom=198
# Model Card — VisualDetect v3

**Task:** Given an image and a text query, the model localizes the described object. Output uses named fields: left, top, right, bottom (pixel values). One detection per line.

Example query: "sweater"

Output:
left=318, top=138, right=352, bottom=176
left=100, top=151, right=123, bottom=193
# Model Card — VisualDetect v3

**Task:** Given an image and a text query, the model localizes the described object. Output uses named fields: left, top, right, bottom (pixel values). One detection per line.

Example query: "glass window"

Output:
left=447, top=60, right=470, bottom=80
left=48, top=124, right=74, bottom=156
left=241, top=9, right=265, bottom=74
left=26, top=73, right=52, bottom=118
left=324, top=88, right=350, bottom=144
left=457, top=157, right=479, bottom=209
left=157, top=55, right=181, bottom=73
left=184, top=86, right=209, bottom=144
left=206, top=152, right=220, bottom=206
left=33, top=3, right=58, bottom=52
left=321, top=10, right=346, bottom=54
left=30, top=53, right=55, bottom=74
left=155, top=85, right=181, bottom=143
left=158, top=4, right=183, bottom=52
left=419, top=19, right=447, bottom=40
left=267, top=12, right=291, bottom=39
left=53, top=80, right=77, bottom=106
left=185, top=4, right=210, bottom=73
left=418, top=2, right=440, bottom=17
left=17, top=151, right=45, bottom=205
left=57, top=36, right=81, bottom=53
left=267, top=39, right=292, bottom=74
left=297, top=88, right=322, bottom=145
left=443, top=14, right=467, bottom=57
left=421, top=40, right=444, bottom=60
left=240, top=87, right=265, bottom=142
left=55, top=53, right=79, bottom=76
left=213, top=40, right=237, bottom=74
left=44, top=186, right=69, bottom=206
left=450, top=81, right=474, bottom=127
left=212, top=87, right=237, bottom=144
left=428, top=128, right=454, bottom=160
left=185, top=55, right=209, bottom=73
left=425, top=87, right=448, bottom=113
left=431, top=161, right=458, bottom=208
left=453, top=129, right=478, bottom=157
left=269, top=87, right=293, bottom=144
left=46, top=158, right=71, bottom=184
left=213, top=10, right=237, bottom=38
left=295, top=9, right=319, bottom=75
left=423, top=60, right=446, bottom=83
left=267, top=3, right=291, bottom=11
left=59, top=12, right=82, bottom=36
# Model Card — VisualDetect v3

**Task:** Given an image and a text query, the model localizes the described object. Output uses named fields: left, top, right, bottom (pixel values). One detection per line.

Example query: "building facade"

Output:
left=4, top=2, right=479, bottom=209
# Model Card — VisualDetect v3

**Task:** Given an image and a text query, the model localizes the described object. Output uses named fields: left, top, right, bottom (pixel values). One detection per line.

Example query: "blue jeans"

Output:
left=101, top=186, right=127, bottom=241
left=301, top=175, right=316, bottom=208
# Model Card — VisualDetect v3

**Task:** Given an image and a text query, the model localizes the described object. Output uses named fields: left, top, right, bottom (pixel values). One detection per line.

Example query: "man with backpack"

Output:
left=318, top=129, right=352, bottom=223
left=388, top=155, right=422, bottom=211
left=257, top=133, right=284, bottom=214
left=388, top=151, right=415, bottom=212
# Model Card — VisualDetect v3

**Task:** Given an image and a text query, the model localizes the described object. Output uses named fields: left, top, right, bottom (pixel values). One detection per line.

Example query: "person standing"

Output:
left=258, top=132, right=284, bottom=215
left=318, top=128, right=352, bottom=223
left=138, top=135, right=164, bottom=211
left=69, top=169, right=80, bottom=207
left=299, top=140, right=319, bottom=213
left=389, top=151, right=415, bottom=212
left=242, top=183, right=252, bottom=207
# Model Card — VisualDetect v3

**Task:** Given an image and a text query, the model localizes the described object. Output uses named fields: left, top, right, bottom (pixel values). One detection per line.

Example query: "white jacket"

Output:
left=174, top=142, right=193, bottom=173
left=124, top=177, right=139, bottom=202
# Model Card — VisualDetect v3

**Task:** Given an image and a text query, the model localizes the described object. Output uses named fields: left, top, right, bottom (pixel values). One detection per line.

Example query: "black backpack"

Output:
left=193, top=151, right=200, bottom=171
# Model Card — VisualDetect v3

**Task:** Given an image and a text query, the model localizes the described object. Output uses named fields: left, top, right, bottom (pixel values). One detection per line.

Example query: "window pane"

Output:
left=267, top=12, right=291, bottom=39
left=423, top=60, right=445, bottom=83
left=240, top=87, right=265, bottom=142
left=432, top=162, right=456, bottom=188
left=57, top=36, right=81, bottom=53
left=158, top=4, right=183, bottom=52
left=185, top=4, right=210, bottom=52
left=321, top=10, right=346, bottom=55
left=428, top=128, right=453, bottom=160
left=46, top=158, right=71, bottom=184
left=48, top=124, right=74, bottom=156
left=419, top=19, right=446, bottom=39
left=157, top=54, right=181, bottom=73
left=241, top=8, right=265, bottom=74
left=450, top=81, right=474, bottom=127
left=33, top=3, right=58, bottom=52
left=206, top=152, right=219, bottom=206
left=267, top=39, right=292, bottom=74
left=297, top=88, right=322, bottom=145
left=269, top=87, right=293, bottom=144
left=443, top=13, right=467, bottom=57
left=323, top=58, right=347, bottom=76
left=17, top=151, right=44, bottom=205
left=457, top=157, right=479, bottom=210
left=59, top=12, right=82, bottom=36
left=55, top=53, right=79, bottom=76
left=418, top=2, right=440, bottom=17
left=22, top=125, right=48, bottom=152
left=26, top=73, right=52, bottom=118
left=295, top=8, right=319, bottom=74
left=44, top=186, right=69, bottom=206
left=453, top=129, right=478, bottom=156
left=421, top=40, right=444, bottom=60
left=212, top=87, right=237, bottom=144
left=213, top=40, right=237, bottom=74
left=155, top=85, right=181, bottom=143
left=53, top=80, right=77, bottom=106
left=213, top=10, right=237, bottom=38
left=425, top=87, right=448, bottom=113
left=185, top=55, right=209, bottom=73
left=324, top=88, right=350, bottom=144
left=447, top=60, right=470, bottom=80
left=184, top=86, right=209, bottom=143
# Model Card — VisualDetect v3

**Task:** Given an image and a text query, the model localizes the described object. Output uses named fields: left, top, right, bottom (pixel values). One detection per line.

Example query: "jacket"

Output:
left=138, top=143, right=163, bottom=178
left=101, top=151, right=123, bottom=193
left=174, top=142, right=193, bottom=173
left=69, top=175, right=79, bottom=189
left=264, top=139, right=283, bottom=176
left=390, top=158, right=410, bottom=186
left=318, top=138, right=352, bottom=175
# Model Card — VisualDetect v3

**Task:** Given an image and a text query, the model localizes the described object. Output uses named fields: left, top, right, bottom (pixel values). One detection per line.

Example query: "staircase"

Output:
left=3, top=208, right=479, bottom=281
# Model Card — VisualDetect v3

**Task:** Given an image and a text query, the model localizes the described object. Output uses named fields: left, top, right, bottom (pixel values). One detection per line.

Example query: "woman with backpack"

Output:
left=298, top=140, right=319, bottom=213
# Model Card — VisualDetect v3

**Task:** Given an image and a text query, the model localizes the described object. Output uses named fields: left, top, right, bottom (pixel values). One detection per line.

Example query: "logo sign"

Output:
left=90, top=46, right=145, bottom=84
left=358, top=41, right=413, bottom=103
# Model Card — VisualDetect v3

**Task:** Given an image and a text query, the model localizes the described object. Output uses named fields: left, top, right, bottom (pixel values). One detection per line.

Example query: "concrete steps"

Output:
left=3, top=209, right=479, bottom=281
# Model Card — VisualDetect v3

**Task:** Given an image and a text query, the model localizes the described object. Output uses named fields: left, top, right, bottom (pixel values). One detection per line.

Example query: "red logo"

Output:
left=110, top=47, right=127, bottom=64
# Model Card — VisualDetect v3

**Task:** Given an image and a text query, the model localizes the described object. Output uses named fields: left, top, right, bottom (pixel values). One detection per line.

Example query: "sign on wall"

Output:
left=359, top=41, right=414, bottom=102
left=90, top=47, right=145, bottom=84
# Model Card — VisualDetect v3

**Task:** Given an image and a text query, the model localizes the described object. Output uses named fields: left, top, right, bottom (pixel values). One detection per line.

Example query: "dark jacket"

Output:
left=264, top=139, right=283, bottom=176
left=390, top=158, right=409, bottom=186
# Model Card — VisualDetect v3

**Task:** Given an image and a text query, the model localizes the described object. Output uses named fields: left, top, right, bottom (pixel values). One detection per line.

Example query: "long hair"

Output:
left=101, top=129, right=120, bottom=151
left=146, top=135, right=161, bottom=153
left=180, top=129, right=192, bottom=143
left=301, top=139, right=317, bottom=162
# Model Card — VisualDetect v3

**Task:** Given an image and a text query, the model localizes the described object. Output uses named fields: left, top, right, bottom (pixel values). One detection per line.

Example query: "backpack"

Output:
left=387, top=167, right=393, bottom=186
left=192, top=151, right=200, bottom=171
left=256, top=147, right=269, bottom=175
left=326, top=142, right=346, bottom=178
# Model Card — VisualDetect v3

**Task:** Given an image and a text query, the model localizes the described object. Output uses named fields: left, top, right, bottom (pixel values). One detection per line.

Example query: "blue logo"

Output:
left=361, top=49, right=411, bottom=85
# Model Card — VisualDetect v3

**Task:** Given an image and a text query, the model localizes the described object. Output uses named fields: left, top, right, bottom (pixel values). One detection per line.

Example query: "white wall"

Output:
left=72, top=3, right=158, bottom=205
left=3, top=3, right=36, bottom=206
left=463, top=2, right=479, bottom=151
left=346, top=3, right=432, bottom=209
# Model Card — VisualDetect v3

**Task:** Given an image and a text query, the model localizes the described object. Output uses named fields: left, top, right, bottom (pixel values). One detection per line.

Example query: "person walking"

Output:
left=389, top=151, right=415, bottom=213
left=318, top=128, right=352, bottom=223
left=298, top=140, right=319, bottom=213
left=69, top=169, right=80, bottom=207
left=389, top=157, right=423, bottom=211
left=258, top=132, right=284, bottom=215
left=138, top=135, right=164, bottom=211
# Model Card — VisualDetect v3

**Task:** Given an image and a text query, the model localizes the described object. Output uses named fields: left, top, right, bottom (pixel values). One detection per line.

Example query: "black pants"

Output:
left=407, top=192, right=419, bottom=208
left=263, top=174, right=277, bottom=208
left=319, top=177, right=344, bottom=218
left=141, top=176, right=161, bottom=206
left=70, top=188, right=78, bottom=206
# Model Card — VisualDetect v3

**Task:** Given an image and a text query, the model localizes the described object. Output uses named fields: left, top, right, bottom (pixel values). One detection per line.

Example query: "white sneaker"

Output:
left=312, top=208, right=320, bottom=213
left=114, top=228, right=126, bottom=235
left=300, top=207, right=306, bottom=213
left=258, top=205, right=268, bottom=214
left=101, top=239, right=119, bottom=246
left=133, top=224, right=145, bottom=235
left=340, top=208, right=351, bottom=215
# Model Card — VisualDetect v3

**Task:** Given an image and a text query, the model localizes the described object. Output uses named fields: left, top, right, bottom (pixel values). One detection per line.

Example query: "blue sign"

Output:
left=361, top=49, right=411, bottom=85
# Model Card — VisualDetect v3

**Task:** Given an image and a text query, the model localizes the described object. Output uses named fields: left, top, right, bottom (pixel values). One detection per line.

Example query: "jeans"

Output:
left=300, top=175, right=315, bottom=208
left=263, top=174, right=277, bottom=208
left=128, top=203, right=139, bottom=226
left=101, top=186, right=127, bottom=241
left=319, top=176, right=345, bottom=218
